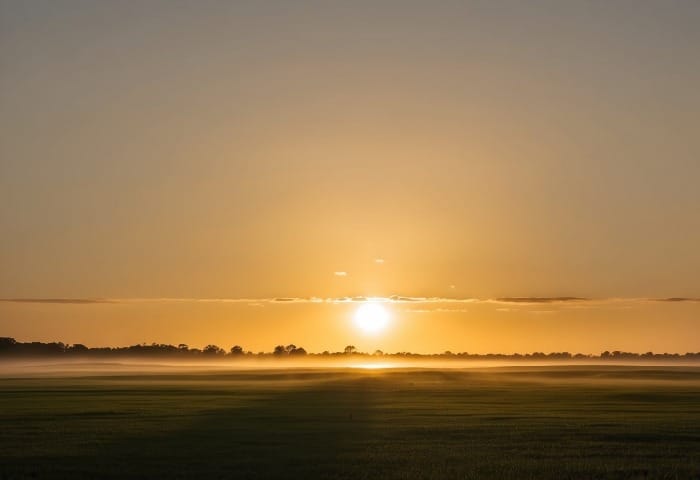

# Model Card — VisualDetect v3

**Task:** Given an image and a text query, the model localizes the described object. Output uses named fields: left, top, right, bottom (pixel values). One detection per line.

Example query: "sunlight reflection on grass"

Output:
left=350, top=362, right=396, bottom=370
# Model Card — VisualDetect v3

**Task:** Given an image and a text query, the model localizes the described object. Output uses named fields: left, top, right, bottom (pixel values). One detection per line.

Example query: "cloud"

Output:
left=0, top=298, right=117, bottom=305
left=492, top=297, right=590, bottom=304
left=406, top=307, right=470, bottom=313
left=333, top=271, right=348, bottom=277
left=374, top=258, right=385, bottom=264
left=388, top=295, right=480, bottom=303
left=2, top=295, right=699, bottom=308
left=389, top=295, right=421, bottom=302
left=652, top=297, right=700, bottom=303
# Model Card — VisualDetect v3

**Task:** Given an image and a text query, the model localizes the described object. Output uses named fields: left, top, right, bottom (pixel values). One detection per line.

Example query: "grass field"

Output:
left=1, top=365, right=699, bottom=479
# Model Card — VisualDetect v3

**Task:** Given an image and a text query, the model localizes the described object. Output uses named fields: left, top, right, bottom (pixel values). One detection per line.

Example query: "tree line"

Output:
left=1, top=337, right=699, bottom=361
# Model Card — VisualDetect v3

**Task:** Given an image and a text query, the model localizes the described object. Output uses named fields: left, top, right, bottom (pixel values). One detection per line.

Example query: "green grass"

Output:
left=1, top=366, right=699, bottom=479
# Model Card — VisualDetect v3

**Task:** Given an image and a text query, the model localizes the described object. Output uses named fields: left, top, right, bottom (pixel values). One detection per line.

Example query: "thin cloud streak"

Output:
left=653, top=297, right=700, bottom=302
left=492, top=297, right=589, bottom=304
left=2, top=296, right=700, bottom=306
left=0, top=298, right=117, bottom=305
left=406, top=308, right=470, bottom=313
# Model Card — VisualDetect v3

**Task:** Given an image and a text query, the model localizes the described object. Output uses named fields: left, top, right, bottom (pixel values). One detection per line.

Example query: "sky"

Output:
left=1, top=0, right=699, bottom=353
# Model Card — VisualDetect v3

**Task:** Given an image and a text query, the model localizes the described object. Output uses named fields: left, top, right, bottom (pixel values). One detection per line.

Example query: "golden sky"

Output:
left=1, top=297, right=699, bottom=354
left=1, top=1, right=699, bottom=353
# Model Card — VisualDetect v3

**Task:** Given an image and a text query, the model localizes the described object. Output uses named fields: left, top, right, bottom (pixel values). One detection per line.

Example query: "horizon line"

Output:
left=1, top=337, right=699, bottom=357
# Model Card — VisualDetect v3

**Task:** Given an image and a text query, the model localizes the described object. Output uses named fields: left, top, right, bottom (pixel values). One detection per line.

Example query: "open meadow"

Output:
left=1, top=364, right=699, bottom=479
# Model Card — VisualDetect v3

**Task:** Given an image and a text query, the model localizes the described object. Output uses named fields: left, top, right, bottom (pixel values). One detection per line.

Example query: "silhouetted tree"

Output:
left=69, top=344, right=89, bottom=353
left=203, top=344, right=225, bottom=356
left=0, top=337, right=17, bottom=350
left=1, top=336, right=698, bottom=363
left=273, top=345, right=286, bottom=356
left=230, top=345, right=244, bottom=355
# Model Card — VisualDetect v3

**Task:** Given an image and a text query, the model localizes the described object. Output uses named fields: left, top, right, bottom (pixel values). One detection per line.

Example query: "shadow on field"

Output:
left=2, top=368, right=700, bottom=479
left=2, top=371, right=391, bottom=479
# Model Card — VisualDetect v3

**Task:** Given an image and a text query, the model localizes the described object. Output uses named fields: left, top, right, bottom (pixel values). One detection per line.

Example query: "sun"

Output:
left=354, top=303, right=390, bottom=334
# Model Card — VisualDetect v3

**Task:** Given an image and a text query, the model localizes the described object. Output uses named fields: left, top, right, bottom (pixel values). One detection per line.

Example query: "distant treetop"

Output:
left=0, top=337, right=697, bottom=361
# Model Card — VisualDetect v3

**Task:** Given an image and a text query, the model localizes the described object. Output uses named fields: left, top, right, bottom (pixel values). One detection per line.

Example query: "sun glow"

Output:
left=353, top=302, right=390, bottom=334
left=351, top=362, right=396, bottom=369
